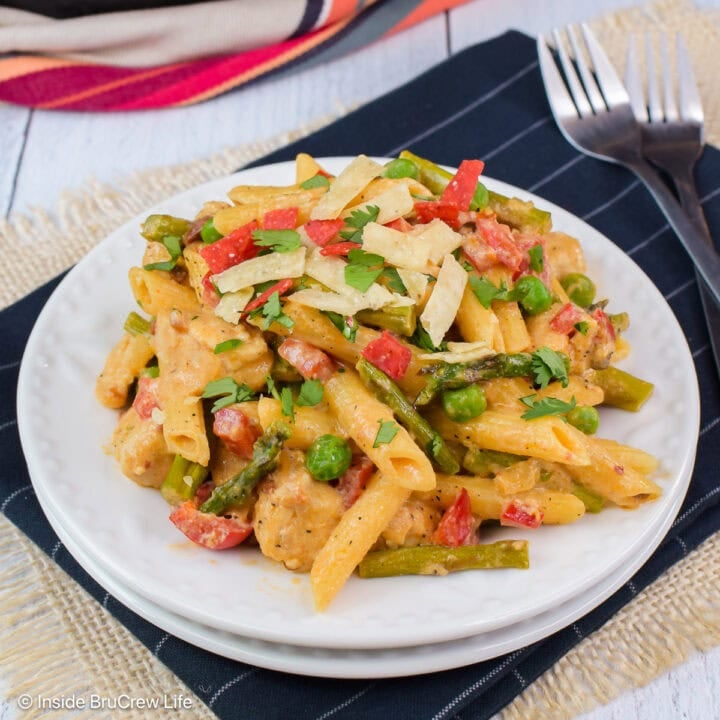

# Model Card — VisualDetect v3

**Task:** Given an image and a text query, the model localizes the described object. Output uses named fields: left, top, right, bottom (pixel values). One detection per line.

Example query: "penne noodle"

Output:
left=96, top=332, right=154, bottom=409
left=129, top=267, right=200, bottom=316
left=257, top=397, right=347, bottom=449
left=492, top=300, right=531, bottom=353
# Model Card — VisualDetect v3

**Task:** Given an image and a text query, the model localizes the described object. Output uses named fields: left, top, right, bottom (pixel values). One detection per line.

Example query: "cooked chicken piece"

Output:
left=544, top=232, right=586, bottom=278
left=378, top=498, right=443, bottom=549
left=253, top=450, right=345, bottom=572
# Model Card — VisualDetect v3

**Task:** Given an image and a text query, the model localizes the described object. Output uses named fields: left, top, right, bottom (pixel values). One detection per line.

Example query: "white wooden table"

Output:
left=2, top=1, right=719, bottom=718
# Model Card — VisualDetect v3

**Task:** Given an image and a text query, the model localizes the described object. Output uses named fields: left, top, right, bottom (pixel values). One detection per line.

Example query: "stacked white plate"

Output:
left=17, top=160, right=699, bottom=679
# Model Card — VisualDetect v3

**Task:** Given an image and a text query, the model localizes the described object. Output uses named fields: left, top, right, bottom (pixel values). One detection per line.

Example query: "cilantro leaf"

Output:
left=280, top=386, right=295, bottom=421
left=520, top=394, right=576, bottom=420
left=340, top=205, right=380, bottom=242
left=300, top=174, right=330, bottom=190
left=344, top=248, right=384, bottom=292
left=574, top=321, right=590, bottom=336
left=410, top=323, right=447, bottom=352
left=324, top=311, right=358, bottom=342
left=373, top=420, right=399, bottom=448
left=468, top=275, right=510, bottom=308
left=266, top=375, right=280, bottom=401
left=261, top=291, right=294, bottom=330
left=296, top=379, right=324, bottom=407
left=528, top=244, right=544, bottom=273
left=143, top=235, right=182, bottom=272
left=213, top=339, right=244, bottom=354
left=531, top=346, right=569, bottom=389
left=202, top=377, right=255, bottom=412
left=252, top=229, right=302, bottom=253
left=380, top=267, right=407, bottom=294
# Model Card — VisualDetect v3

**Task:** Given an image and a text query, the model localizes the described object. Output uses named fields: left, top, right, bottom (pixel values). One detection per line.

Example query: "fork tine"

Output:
left=567, top=25, right=605, bottom=113
left=552, top=28, right=593, bottom=117
left=660, top=33, right=679, bottom=121
left=624, top=35, right=648, bottom=121
left=537, top=34, right=581, bottom=120
left=580, top=23, right=629, bottom=108
left=676, top=33, right=704, bottom=125
left=645, top=33, right=663, bottom=122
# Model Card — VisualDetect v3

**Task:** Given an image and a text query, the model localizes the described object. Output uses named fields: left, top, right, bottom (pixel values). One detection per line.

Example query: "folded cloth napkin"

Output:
left=2, top=30, right=719, bottom=720
left=0, top=0, right=468, bottom=111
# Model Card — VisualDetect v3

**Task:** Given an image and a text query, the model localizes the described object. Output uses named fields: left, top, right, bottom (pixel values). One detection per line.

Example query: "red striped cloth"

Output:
left=0, top=0, right=470, bottom=111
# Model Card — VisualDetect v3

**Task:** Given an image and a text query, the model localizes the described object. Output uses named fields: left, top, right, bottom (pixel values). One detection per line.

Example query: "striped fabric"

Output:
left=0, top=0, right=468, bottom=111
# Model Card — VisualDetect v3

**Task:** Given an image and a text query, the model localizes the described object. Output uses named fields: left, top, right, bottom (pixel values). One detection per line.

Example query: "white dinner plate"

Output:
left=17, top=158, right=698, bottom=650
left=33, top=446, right=688, bottom=678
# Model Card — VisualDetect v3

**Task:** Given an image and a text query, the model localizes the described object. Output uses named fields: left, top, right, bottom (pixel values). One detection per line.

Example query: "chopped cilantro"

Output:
left=528, top=244, right=544, bottom=273
left=340, top=205, right=380, bottom=243
left=531, top=346, right=569, bottom=389
left=202, top=377, right=255, bottom=412
left=252, top=229, right=302, bottom=253
left=143, top=235, right=182, bottom=272
left=410, top=323, right=447, bottom=352
left=325, top=311, right=358, bottom=342
left=300, top=174, right=330, bottom=190
left=261, top=291, right=294, bottom=330
left=296, top=379, right=324, bottom=407
left=280, top=387, right=295, bottom=421
left=574, top=321, right=590, bottom=335
left=344, top=248, right=385, bottom=292
left=520, top=394, right=577, bottom=420
left=380, top=267, right=407, bottom=294
left=461, top=260, right=475, bottom=273
left=373, top=420, right=399, bottom=447
left=468, top=275, right=510, bottom=308
left=213, top=339, right=244, bottom=354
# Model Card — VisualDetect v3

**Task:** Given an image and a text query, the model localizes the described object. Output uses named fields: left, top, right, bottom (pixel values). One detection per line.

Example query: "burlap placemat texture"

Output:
left=2, top=2, right=719, bottom=717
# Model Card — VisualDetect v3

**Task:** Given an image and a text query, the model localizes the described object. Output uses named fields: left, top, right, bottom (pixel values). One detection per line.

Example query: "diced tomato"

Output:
left=550, top=303, right=586, bottom=334
left=441, top=159, right=485, bottom=211
left=385, top=217, right=413, bottom=233
left=414, top=201, right=460, bottom=229
left=263, top=207, right=298, bottom=230
left=432, top=488, right=475, bottom=546
left=199, top=220, right=259, bottom=274
left=304, top=219, right=345, bottom=246
left=132, top=376, right=161, bottom=421
left=169, top=501, right=252, bottom=550
left=592, top=308, right=616, bottom=342
left=201, top=272, right=220, bottom=308
left=242, top=278, right=294, bottom=314
left=500, top=498, right=543, bottom=529
left=463, top=234, right=499, bottom=272
left=336, top=456, right=375, bottom=508
left=278, top=338, right=336, bottom=381
left=194, top=481, right=214, bottom=506
left=361, top=330, right=412, bottom=381
left=320, top=241, right=362, bottom=256
left=475, top=217, right=524, bottom=273
left=212, top=406, right=260, bottom=459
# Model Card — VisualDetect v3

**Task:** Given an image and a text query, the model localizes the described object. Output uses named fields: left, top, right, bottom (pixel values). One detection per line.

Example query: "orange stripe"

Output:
left=390, top=0, right=471, bottom=35
left=175, top=17, right=353, bottom=106
left=325, top=0, right=356, bottom=24
left=0, top=56, right=81, bottom=83
left=37, top=62, right=189, bottom=109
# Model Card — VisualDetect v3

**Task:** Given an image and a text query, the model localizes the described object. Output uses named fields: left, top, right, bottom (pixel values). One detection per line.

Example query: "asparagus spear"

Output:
left=141, top=214, right=191, bottom=242
left=398, top=150, right=551, bottom=232
left=570, top=482, right=605, bottom=514
left=358, top=540, right=529, bottom=578
left=161, top=455, right=208, bottom=505
left=588, top=367, right=654, bottom=412
left=124, top=311, right=151, bottom=337
left=463, top=447, right=527, bottom=476
left=357, top=305, right=417, bottom=336
left=356, top=358, right=460, bottom=475
left=200, top=421, right=291, bottom=515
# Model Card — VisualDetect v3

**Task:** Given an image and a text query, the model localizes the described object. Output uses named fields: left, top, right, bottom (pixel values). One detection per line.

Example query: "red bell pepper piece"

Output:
left=500, top=498, right=543, bottom=529
left=550, top=303, right=586, bottom=334
left=277, top=338, right=336, bottom=381
left=199, top=220, right=259, bottom=274
left=320, top=241, right=362, bottom=256
left=361, top=330, right=412, bottom=381
left=304, top=219, right=344, bottom=246
left=441, top=159, right=485, bottom=211
left=592, top=308, right=616, bottom=342
left=201, top=272, right=220, bottom=308
left=242, top=278, right=294, bottom=315
left=262, top=207, right=299, bottom=230
left=385, top=217, right=413, bottom=233
left=212, top=406, right=260, bottom=459
left=169, top=501, right=252, bottom=550
left=414, top=201, right=460, bottom=229
left=432, top=488, right=475, bottom=546
left=336, top=456, right=375, bottom=508
left=132, top=376, right=161, bottom=421
left=475, top=217, right=524, bottom=273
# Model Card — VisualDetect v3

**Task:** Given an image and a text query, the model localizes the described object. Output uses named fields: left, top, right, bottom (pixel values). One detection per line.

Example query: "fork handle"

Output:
left=628, top=159, right=720, bottom=306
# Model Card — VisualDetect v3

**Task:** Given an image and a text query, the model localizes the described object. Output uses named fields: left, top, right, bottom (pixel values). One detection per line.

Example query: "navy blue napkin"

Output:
left=2, top=31, right=719, bottom=720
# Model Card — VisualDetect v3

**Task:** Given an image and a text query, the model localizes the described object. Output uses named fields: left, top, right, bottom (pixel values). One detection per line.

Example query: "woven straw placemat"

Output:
left=2, top=2, right=719, bottom=717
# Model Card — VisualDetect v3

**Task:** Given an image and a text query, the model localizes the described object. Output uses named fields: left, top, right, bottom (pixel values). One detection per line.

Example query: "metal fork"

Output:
left=537, top=24, right=720, bottom=307
left=625, top=33, right=720, bottom=371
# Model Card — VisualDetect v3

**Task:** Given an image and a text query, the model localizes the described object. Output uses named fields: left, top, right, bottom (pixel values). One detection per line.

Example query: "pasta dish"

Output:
left=96, top=152, right=659, bottom=610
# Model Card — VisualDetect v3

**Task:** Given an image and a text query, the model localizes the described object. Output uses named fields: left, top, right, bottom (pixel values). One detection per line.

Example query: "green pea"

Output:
left=511, top=276, right=553, bottom=315
left=560, top=273, right=596, bottom=308
left=566, top=406, right=599, bottom=435
left=470, top=182, right=489, bottom=211
left=305, top=435, right=352, bottom=481
left=141, top=214, right=191, bottom=242
left=201, top=218, right=223, bottom=244
left=383, top=158, right=420, bottom=180
left=441, top=385, right=487, bottom=422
